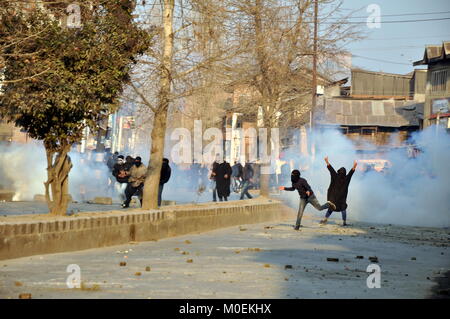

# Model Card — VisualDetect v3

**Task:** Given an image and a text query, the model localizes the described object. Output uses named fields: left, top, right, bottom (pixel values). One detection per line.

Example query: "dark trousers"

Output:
left=158, top=184, right=164, bottom=206
left=124, top=183, right=144, bottom=207
left=325, top=209, right=347, bottom=221
left=240, top=181, right=253, bottom=200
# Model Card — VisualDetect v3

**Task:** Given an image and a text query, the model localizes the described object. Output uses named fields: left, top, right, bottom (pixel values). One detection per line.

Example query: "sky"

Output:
left=334, top=0, right=450, bottom=74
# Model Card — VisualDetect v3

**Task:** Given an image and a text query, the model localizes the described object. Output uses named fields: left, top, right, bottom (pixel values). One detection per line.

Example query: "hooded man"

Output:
left=122, top=156, right=147, bottom=208
left=320, top=157, right=357, bottom=226
left=279, top=169, right=335, bottom=230
left=231, top=159, right=244, bottom=193
left=212, top=155, right=232, bottom=201
left=112, top=155, right=129, bottom=200
left=158, top=158, right=171, bottom=206
left=240, top=161, right=254, bottom=200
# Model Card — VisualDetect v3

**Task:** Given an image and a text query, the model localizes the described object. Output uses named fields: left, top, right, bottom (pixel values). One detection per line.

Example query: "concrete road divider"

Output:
left=0, top=197, right=295, bottom=260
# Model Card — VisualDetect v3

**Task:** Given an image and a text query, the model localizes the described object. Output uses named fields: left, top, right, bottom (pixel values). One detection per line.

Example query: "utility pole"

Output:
left=311, top=0, right=318, bottom=129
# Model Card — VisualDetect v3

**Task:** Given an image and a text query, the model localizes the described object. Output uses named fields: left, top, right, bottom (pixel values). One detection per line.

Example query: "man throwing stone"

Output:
left=279, top=169, right=335, bottom=230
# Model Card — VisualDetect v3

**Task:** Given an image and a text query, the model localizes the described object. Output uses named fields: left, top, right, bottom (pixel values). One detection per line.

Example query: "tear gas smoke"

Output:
left=0, top=125, right=449, bottom=228
left=0, top=142, right=114, bottom=202
left=280, top=126, right=450, bottom=228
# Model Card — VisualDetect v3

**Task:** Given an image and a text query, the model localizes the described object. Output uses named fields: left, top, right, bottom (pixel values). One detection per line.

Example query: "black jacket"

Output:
left=284, top=177, right=313, bottom=199
left=242, top=163, right=254, bottom=181
left=112, top=163, right=129, bottom=183
left=214, top=162, right=232, bottom=197
left=160, top=162, right=171, bottom=185
left=326, top=165, right=355, bottom=211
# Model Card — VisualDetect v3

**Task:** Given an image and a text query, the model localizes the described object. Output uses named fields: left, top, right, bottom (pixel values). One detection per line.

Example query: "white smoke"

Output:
left=285, top=126, right=450, bottom=228
left=1, top=126, right=449, bottom=228
left=0, top=141, right=113, bottom=202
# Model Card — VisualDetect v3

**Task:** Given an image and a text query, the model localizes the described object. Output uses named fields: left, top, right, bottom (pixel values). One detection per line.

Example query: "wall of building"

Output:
left=423, top=60, right=450, bottom=129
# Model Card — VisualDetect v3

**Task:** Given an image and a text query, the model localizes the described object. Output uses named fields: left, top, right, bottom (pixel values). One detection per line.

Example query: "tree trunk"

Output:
left=141, top=0, right=174, bottom=210
left=142, top=111, right=168, bottom=209
left=44, top=143, right=73, bottom=216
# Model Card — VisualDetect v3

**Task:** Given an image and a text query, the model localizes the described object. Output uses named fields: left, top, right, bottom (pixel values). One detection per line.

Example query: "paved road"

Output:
left=0, top=214, right=449, bottom=299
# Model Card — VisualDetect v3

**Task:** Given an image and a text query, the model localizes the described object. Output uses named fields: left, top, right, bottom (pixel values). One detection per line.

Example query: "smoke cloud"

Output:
left=0, top=125, right=449, bottom=228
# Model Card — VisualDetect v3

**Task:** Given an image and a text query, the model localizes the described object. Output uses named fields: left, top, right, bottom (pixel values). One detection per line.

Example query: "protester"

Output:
left=159, top=158, right=171, bottom=207
left=213, top=156, right=232, bottom=201
left=240, top=161, right=254, bottom=200
left=122, top=156, right=146, bottom=208
left=279, top=169, right=335, bottom=230
left=231, top=159, right=243, bottom=193
left=210, top=157, right=219, bottom=202
left=112, top=155, right=129, bottom=201
left=319, top=157, right=357, bottom=226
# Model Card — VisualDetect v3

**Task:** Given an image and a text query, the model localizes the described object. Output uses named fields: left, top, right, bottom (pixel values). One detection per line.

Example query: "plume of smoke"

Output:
left=0, top=142, right=114, bottom=202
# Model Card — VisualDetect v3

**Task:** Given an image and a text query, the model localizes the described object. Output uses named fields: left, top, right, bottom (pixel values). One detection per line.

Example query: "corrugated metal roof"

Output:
left=413, top=41, right=450, bottom=66
left=318, top=98, right=423, bottom=127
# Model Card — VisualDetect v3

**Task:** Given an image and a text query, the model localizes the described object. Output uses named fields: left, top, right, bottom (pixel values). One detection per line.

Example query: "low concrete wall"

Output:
left=0, top=198, right=294, bottom=260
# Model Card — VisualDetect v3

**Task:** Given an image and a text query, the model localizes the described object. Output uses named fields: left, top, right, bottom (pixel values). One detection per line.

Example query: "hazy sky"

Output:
left=335, top=0, right=450, bottom=74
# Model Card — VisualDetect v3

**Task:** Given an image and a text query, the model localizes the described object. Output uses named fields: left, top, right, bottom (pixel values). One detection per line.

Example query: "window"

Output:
left=431, top=69, right=449, bottom=93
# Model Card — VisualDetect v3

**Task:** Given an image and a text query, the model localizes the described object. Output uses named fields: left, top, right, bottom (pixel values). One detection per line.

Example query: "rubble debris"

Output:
left=186, top=259, right=193, bottom=263
left=135, top=272, right=142, bottom=276
left=239, top=227, right=247, bottom=231
left=18, top=293, right=32, bottom=299
left=327, top=258, right=339, bottom=262
left=356, top=256, right=364, bottom=259
left=184, top=240, right=192, bottom=244
left=14, top=281, right=23, bottom=287
left=145, top=266, right=151, bottom=272
left=174, top=248, right=180, bottom=251
left=181, top=251, right=189, bottom=255
left=368, top=256, right=379, bottom=263
left=285, top=265, right=293, bottom=269
left=119, top=262, right=127, bottom=266
left=263, top=264, right=271, bottom=268
left=411, top=257, right=417, bottom=260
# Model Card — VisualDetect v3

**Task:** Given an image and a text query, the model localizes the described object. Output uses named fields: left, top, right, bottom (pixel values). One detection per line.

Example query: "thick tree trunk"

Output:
left=142, top=111, right=168, bottom=209
left=259, top=120, right=271, bottom=197
left=141, top=0, right=174, bottom=210
left=44, top=143, right=73, bottom=216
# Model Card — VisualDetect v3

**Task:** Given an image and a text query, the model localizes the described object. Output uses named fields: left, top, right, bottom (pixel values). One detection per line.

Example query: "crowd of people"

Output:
left=105, top=151, right=358, bottom=229
left=106, top=152, right=172, bottom=208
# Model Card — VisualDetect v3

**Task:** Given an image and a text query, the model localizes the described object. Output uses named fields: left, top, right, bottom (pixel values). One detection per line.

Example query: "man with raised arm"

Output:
left=279, top=169, right=335, bottom=230
left=320, top=156, right=357, bottom=226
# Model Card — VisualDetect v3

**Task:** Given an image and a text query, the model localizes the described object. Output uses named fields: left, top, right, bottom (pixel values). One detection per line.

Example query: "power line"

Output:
left=352, top=54, right=411, bottom=66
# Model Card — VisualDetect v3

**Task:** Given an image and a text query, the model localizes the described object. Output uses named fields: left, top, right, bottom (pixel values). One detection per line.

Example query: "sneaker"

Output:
left=121, top=203, right=129, bottom=209
left=327, top=201, right=336, bottom=210
left=319, top=219, right=328, bottom=225
left=343, top=222, right=348, bottom=226
left=294, top=225, right=301, bottom=231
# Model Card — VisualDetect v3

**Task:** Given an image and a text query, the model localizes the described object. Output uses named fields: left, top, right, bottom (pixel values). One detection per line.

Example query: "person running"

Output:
left=122, top=156, right=146, bottom=208
left=158, top=158, right=171, bottom=207
left=240, top=161, right=254, bottom=200
left=320, top=157, right=357, bottom=226
left=279, top=169, right=335, bottom=230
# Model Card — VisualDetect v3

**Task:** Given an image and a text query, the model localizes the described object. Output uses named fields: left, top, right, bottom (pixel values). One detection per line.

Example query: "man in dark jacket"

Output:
left=213, top=158, right=232, bottom=201
left=240, top=161, right=254, bottom=200
left=158, top=158, right=171, bottom=206
left=320, top=157, right=357, bottom=226
left=279, top=169, right=335, bottom=230
left=231, top=160, right=244, bottom=193
left=112, top=155, right=129, bottom=201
